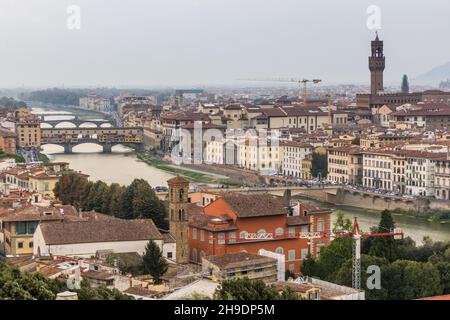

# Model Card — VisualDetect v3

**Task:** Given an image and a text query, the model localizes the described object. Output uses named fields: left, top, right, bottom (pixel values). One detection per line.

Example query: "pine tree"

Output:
left=142, top=240, right=168, bottom=284
left=369, top=210, right=398, bottom=261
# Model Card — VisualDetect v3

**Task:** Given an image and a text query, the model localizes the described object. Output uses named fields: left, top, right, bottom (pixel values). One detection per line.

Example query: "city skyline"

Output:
left=0, top=0, right=449, bottom=87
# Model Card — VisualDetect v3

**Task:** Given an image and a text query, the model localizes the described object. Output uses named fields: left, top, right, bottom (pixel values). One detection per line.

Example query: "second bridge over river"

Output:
left=40, top=127, right=144, bottom=153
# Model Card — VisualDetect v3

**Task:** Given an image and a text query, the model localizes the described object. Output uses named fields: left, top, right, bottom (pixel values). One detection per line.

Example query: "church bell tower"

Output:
left=369, top=32, right=385, bottom=95
left=167, top=176, right=190, bottom=264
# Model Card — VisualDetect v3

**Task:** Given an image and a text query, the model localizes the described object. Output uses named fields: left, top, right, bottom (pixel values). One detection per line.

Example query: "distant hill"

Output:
left=414, top=62, right=450, bottom=86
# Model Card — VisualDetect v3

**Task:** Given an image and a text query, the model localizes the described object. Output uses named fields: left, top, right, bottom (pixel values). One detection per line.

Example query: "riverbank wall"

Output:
left=298, top=188, right=450, bottom=212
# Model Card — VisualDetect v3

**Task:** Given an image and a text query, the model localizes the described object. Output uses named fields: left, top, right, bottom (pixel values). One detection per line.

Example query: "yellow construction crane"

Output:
left=238, top=78, right=322, bottom=106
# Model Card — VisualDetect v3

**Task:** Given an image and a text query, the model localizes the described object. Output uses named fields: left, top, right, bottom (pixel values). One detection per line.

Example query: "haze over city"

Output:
left=1, top=0, right=450, bottom=88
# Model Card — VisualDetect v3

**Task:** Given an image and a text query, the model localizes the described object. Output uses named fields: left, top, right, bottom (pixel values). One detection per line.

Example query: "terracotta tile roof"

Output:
left=221, top=193, right=288, bottom=218
left=0, top=205, right=65, bottom=222
left=39, top=218, right=163, bottom=245
left=167, top=176, right=189, bottom=185
left=189, top=213, right=237, bottom=231
left=286, top=216, right=310, bottom=226
left=204, top=252, right=277, bottom=270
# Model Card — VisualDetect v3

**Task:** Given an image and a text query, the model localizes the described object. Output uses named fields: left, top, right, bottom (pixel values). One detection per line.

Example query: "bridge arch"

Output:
left=78, top=122, right=99, bottom=128
left=54, top=121, right=77, bottom=128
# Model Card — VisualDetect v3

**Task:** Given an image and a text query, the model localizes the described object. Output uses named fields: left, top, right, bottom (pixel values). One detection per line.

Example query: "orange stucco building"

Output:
left=188, top=193, right=331, bottom=274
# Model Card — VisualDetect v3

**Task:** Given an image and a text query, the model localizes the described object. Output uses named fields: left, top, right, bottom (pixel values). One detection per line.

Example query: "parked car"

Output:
left=154, top=186, right=168, bottom=192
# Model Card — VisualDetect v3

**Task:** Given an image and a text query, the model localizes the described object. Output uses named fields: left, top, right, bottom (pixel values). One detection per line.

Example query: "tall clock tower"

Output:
left=167, top=176, right=190, bottom=264
left=369, top=32, right=385, bottom=95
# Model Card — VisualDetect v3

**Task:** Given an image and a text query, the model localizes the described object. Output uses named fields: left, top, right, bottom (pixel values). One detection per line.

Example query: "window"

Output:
left=192, top=228, right=197, bottom=240
left=301, top=225, right=308, bottom=235
left=288, top=249, right=296, bottom=261
left=301, top=248, right=308, bottom=260
left=18, top=242, right=24, bottom=249
left=275, top=228, right=284, bottom=236
left=239, top=231, right=248, bottom=240
left=257, top=229, right=267, bottom=236
left=288, top=227, right=295, bottom=237
left=200, top=230, right=205, bottom=242
left=275, top=247, right=284, bottom=255
left=167, top=252, right=173, bottom=259
left=317, top=220, right=324, bottom=233
left=29, top=241, right=33, bottom=248
left=218, top=232, right=225, bottom=245
left=228, top=232, right=236, bottom=243
left=16, top=221, right=38, bottom=235
left=289, top=264, right=295, bottom=271
left=209, top=232, right=214, bottom=244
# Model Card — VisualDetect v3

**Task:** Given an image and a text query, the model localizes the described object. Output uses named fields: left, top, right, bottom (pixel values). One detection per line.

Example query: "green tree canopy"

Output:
left=311, top=152, right=327, bottom=179
left=142, top=240, right=168, bottom=285
left=213, top=278, right=300, bottom=300
left=53, top=172, right=90, bottom=209
left=369, top=210, right=398, bottom=261
left=333, top=211, right=353, bottom=233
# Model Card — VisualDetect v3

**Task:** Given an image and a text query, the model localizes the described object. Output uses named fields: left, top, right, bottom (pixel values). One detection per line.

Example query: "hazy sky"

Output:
left=0, top=0, right=449, bottom=88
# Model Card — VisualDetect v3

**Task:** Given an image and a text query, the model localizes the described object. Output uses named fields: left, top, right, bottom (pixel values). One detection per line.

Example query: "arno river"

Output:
left=35, top=108, right=450, bottom=244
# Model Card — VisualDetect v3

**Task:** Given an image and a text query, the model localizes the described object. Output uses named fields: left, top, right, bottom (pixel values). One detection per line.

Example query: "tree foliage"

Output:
left=369, top=210, right=398, bottom=261
left=54, top=172, right=90, bottom=209
left=213, top=278, right=301, bottom=300
left=0, top=262, right=134, bottom=300
left=75, top=279, right=134, bottom=300
left=0, top=96, right=27, bottom=109
left=333, top=211, right=353, bottom=233
left=300, top=210, right=450, bottom=300
left=142, top=240, right=168, bottom=285
left=54, top=173, right=167, bottom=228
left=311, top=152, right=327, bottom=178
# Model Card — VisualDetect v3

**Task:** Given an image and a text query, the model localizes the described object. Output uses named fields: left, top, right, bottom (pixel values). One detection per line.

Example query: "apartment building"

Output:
left=392, top=155, right=407, bottom=194
left=262, top=106, right=348, bottom=133
left=14, top=108, right=41, bottom=148
left=238, top=136, right=282, bottom=175
left=0, top=128, right=16, bottom=154
left=189, top=193, right=332, bottom=273
left=405, top=152, right=443, bottom=197
left=281, top=141, right=313, bottom=178
left=79, top=95, right=111, bottom=112
left=327, top=146, right=362, bottom=184
left=362, top=151, right=394, bottom=191
left=3, top=162, right=71, bottom=197
left=435, top=157, right=450, bottom=200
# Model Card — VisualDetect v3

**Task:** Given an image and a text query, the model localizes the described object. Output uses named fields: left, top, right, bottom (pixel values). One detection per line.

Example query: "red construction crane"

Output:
left=334, top=217, right=404, bottom=290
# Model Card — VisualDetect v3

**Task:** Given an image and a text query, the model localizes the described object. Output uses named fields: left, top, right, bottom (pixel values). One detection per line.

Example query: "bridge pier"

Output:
left=103, top=144, right=112, bottom=153
left=64, top=144, right=73, bottom=154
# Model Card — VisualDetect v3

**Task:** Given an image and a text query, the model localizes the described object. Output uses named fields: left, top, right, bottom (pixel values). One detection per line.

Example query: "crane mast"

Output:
left=238, top=78, right=322, bottom=106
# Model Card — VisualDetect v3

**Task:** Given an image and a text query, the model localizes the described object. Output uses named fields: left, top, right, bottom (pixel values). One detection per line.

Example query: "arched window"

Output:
left=178, top=209, right=183, bottom=221
left=275, top=247, right=284, bottom=255
left=239, top=231, right=248, bottom=240
left=275, top=228, right=284, bottom=236
left=179, top=188, right=184, bottom=201
left=257, top=229, right=267, bottom=235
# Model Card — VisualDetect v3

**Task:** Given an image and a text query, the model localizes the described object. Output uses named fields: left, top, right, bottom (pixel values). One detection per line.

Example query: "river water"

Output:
left=35, top=108, right=450, bottom=243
